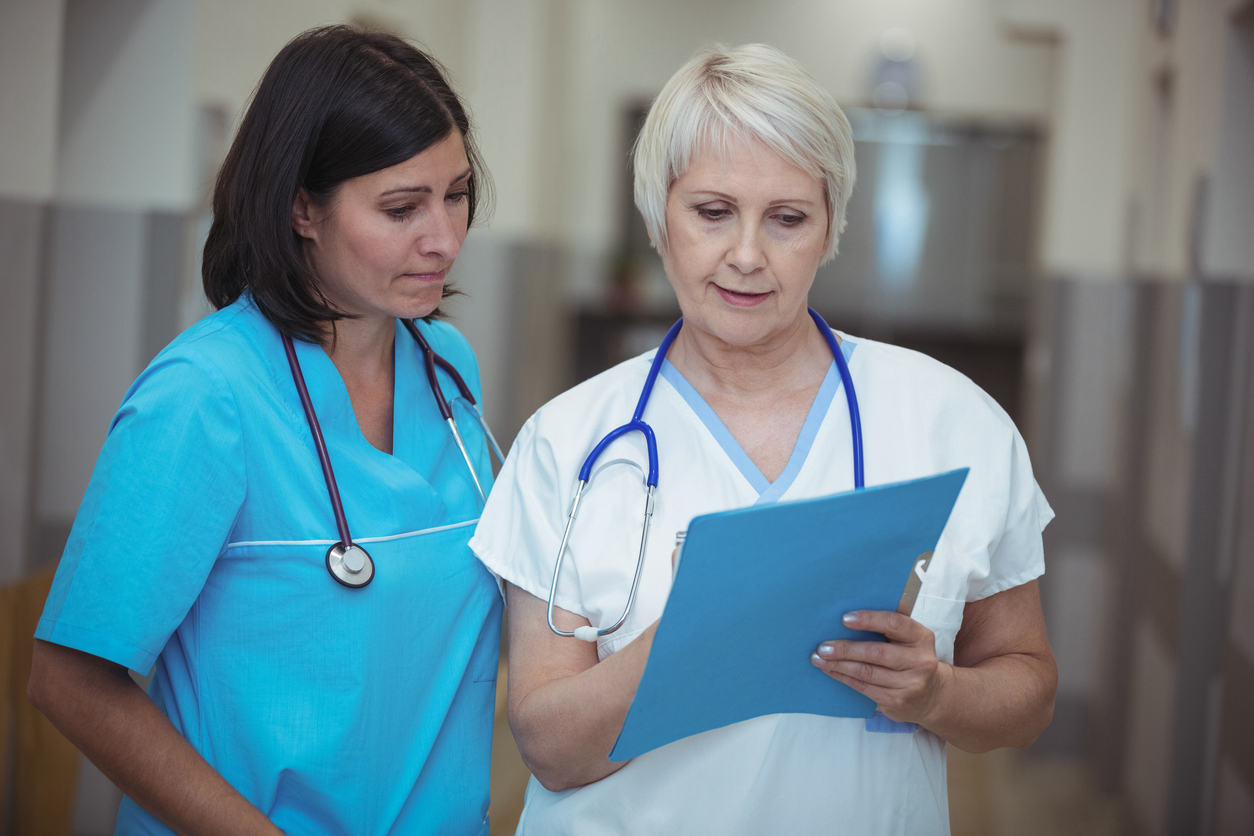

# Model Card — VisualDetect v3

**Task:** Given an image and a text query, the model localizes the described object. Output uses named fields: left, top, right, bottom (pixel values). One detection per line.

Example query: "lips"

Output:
left=715, top=284, right=770, bottom=307
left=403, top=268, right=447, bottom=283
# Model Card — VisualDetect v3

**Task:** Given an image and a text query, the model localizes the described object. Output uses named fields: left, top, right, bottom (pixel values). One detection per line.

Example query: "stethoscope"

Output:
left=546, top=308, right=864, bottom=641
left=281, top=320, right=504, bottom=589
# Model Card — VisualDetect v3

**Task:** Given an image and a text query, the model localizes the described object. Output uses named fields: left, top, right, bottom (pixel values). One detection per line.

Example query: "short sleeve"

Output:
left=35, top=349, right=247, bottom=673
left=469, top=415, right=585, bottom=614
left=965, top=424, right=1053, bottom=602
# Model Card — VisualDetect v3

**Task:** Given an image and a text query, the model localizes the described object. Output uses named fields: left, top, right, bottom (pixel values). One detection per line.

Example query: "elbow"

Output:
left=527, top=757, right=618, bottom=793
left=520, top=743, right=625, bottom=793
left=1024, top=656, right=1060, bottom=745
left=531, top=768, right=582, bottom=794
left=1010, top=665, right=1058, bottom=750
left=948, top=658, right=1058, bottom=754
left=1014, top=690, right=1056, bottom=750
left=508, top=712, right=604, bottom=793
left=512, top=733, right=591, bottom=793
left=516, top=753, right=580, bottom=793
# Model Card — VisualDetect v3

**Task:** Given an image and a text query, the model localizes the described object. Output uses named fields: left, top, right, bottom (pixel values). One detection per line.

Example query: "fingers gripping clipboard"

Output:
left=609, top=468, right=969, bottom=761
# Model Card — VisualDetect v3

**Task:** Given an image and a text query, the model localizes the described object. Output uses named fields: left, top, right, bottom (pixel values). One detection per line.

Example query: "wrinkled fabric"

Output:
left=38, top=296, right=501, bottom=835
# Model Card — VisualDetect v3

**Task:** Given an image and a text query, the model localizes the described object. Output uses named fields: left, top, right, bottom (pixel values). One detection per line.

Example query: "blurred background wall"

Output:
left=1, top=0, right=1251, bottom=834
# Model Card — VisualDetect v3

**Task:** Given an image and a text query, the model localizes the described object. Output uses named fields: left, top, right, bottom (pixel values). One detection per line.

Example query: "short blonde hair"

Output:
left=632, top=44, right=856, bottom=265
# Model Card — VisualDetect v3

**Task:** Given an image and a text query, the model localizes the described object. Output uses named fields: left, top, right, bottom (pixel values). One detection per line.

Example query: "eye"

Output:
left=446, top=190, right=470, bottom=204
left=385, top=205, right=415, bottom=220
left=774, top=211, right=806, bottom=226
left=696, top=205, right=731, bottom=221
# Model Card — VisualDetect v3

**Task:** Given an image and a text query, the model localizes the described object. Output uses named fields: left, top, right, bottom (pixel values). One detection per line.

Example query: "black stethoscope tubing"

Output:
left=282, top=332, right=375, bottom=588
left=282, top=319, right=499, bottom=589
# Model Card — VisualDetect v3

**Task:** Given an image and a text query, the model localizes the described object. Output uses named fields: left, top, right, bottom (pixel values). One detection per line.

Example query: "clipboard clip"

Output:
left=896, top=551, right=934, bottom=616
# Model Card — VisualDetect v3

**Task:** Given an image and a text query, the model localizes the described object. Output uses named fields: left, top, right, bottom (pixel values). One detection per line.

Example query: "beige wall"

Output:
left=57, top=0, right=198, bottom=212
left=559, top=0, right=1058, bottom=270
left=190, top=0, right=1059, bottom=255
left=1121, top=0, right=1231, bottom=280
left=0, top=202, right=44, bottom=586
left=0, top=0, right=62, bottom=585
left=192, top=0, right=472, bottom=118
left=0, top=0, right=63, bottom=201
left=0, top=0, right=201, bottom=211
left=8, top=0, right=1232, bottom=293
left=1001, top=0, right=1233, bottom=281
left=1204, top=5, right=1254, bottom=278
left=183, top=0, right=1066, bottom=433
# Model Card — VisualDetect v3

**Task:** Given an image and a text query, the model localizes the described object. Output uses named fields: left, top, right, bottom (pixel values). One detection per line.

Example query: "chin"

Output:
left=686, top=307, right=782, bottom=347
left=392, top=289, right=445, bottom=321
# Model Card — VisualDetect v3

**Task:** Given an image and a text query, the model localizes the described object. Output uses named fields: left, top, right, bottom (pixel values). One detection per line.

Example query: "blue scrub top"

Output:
left=36, top=295, right=502, bottom=835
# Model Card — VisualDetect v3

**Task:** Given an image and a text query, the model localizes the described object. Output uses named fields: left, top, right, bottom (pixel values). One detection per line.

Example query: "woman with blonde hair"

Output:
left=471, top=44, right=1056, bottom=834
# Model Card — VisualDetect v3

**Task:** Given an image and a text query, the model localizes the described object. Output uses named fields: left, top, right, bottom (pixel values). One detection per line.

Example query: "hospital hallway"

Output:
left=4, top=0, right=1254, bottom=833
left=946, top=748, right=1124, bottom=836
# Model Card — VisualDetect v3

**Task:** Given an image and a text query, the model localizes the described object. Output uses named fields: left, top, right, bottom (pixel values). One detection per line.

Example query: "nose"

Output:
left=726, top=218, right=766, bottom=274
left=418, top=204, right=464, bottom=261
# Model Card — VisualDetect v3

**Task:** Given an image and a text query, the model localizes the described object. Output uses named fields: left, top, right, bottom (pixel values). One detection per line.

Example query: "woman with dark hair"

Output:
left=28, top=26, right=501, bottom=835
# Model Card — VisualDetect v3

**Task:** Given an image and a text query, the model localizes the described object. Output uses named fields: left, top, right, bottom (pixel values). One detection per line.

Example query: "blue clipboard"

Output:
left=609, top=467, right=969, bottom=761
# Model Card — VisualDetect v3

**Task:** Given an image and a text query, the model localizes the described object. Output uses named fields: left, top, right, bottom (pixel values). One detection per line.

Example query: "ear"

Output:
left=291, top=188, right=319, bottom=242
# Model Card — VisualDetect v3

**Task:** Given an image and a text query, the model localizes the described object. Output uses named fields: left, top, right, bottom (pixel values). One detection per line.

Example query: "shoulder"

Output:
left=841, top=337, right=1049, bottom=599
left=849, top=336, right=988, bottom=400
left=849, top=335, right=1018, bottom=438
left=154, top=296, right=270, bottom=375
left=119, top=297, right=274, bottom=419
left=502, top=352, right=652, bottom=471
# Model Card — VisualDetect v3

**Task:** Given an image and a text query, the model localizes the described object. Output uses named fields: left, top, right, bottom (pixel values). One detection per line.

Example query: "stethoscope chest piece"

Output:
left=283, top=321, right=501, bottom=590
left=326, top=543, right=375, bottom=588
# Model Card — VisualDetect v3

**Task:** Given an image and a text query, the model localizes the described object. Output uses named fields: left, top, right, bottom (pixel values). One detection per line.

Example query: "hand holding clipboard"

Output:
left=610, top=468, right=969, bottom=761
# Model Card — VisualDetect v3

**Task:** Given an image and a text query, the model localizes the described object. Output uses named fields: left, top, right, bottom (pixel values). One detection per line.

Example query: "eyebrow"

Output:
left=379, top=168, right=472, bottom=197
left=688, top=189, right=819, bottom=206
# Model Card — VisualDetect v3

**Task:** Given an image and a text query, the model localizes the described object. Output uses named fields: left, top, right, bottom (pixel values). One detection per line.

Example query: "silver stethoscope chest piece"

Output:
left=281, top=320, right=502, bottom=590
left=326, top=543, right=374, bottom=588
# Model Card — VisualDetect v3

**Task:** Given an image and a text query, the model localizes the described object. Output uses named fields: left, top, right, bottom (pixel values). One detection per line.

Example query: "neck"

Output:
left=320, top=314, right=396, bottom=384
left=668, top=307, right=833, bottom=399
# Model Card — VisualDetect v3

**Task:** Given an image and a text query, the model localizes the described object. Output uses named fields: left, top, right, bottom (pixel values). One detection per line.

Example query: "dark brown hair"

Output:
left=202, top=25, right=491, bottom=340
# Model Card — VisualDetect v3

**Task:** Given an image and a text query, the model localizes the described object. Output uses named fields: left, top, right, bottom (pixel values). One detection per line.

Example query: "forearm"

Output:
left=920, top=652, right=1055, bottom=753
left=28, top=641, right=281, bottom=836
left=510, top=624, right=656, bottom=791
left=816, top=583, right=1057, bottom=753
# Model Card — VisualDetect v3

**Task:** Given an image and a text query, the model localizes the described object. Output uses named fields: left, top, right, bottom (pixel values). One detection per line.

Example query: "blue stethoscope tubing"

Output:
left=282, top=320, right=502, bottom=589
left=810, top=307, right=865, bottom=490
left=546, top=307, right=864, bottom=641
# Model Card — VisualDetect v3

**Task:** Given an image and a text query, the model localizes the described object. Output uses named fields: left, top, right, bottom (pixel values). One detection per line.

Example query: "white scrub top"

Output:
left=37, top=295, right=502, bottom=835
left=470, top=332, right=1052, bottom=836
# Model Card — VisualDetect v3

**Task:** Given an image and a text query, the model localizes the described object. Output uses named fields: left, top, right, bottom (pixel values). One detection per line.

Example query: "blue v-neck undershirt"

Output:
left=659, top=341, right=915, bottom=735
left=658, top=339, right=855, bottom=506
